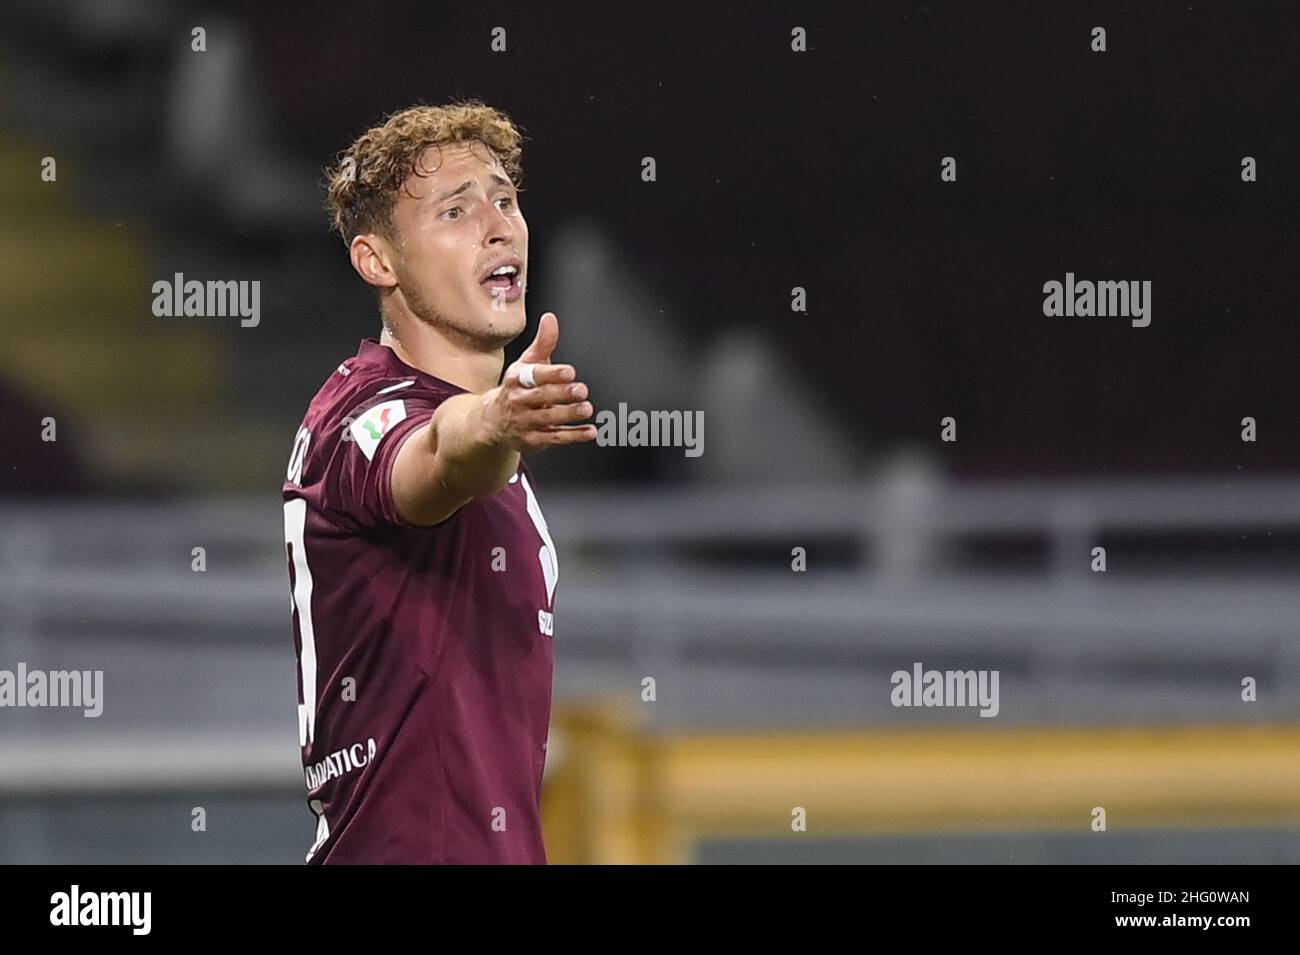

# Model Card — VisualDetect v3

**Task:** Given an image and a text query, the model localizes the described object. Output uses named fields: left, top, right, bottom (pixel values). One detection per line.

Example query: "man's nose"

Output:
left=484, top=206, right=515, bottom=244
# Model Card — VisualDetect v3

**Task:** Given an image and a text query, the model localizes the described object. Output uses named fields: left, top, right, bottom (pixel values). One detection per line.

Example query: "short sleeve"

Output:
left=324, top=386, right=451, bottom=530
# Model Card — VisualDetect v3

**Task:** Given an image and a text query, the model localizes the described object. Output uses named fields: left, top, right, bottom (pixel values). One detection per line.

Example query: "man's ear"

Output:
left=350, top=233, right=399, bottom=290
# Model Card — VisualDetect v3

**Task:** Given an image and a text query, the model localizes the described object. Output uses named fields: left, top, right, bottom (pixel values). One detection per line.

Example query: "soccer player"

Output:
left=281, top=101, right=596, bottom=863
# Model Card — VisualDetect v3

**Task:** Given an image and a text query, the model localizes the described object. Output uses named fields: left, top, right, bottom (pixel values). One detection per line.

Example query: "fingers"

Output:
left=515, top=381, right=587, bottom=409
left=508, top=362, right=575, bottom=389
left=506, top=386, right=597, bottom=451
left=495, top=319, right=598, bottom=452
left=522, top=424, right=599, bottom=450
left=518, top=311, right=559, bottom=364
left=522, top=401, right=593, bottom=429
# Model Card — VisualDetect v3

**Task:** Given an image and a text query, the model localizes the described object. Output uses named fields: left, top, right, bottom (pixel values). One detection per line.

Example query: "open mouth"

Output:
left=480, top=263, right=523, bottom=303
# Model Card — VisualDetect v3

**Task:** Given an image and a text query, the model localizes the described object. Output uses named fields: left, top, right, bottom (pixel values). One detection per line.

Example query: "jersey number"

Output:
left=284, top=427, right=318, bottom=747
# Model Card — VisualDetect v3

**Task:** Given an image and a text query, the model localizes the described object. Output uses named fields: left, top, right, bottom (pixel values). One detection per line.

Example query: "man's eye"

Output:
left=440, top=207, right=462, bottom=220
left=496, top=196, right=515, bottom=210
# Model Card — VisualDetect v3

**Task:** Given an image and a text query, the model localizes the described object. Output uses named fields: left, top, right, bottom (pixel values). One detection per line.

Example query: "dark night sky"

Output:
left=236, top=1, right=1300, bottom=476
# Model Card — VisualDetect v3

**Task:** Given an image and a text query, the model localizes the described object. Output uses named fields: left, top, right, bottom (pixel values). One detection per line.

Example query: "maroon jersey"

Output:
left=281, top=339, right=558, bottom=864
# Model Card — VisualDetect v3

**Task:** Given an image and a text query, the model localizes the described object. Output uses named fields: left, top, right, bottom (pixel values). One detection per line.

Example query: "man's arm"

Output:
left=390, top=312, right=596, bottom=527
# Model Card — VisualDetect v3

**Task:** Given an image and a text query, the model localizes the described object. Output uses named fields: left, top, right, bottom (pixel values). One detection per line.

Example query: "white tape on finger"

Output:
left=518, top=364, right=538, bottom=388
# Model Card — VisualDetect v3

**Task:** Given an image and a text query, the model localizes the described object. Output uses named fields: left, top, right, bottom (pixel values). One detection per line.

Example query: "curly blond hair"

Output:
left=324, top=100, right=525, bottom=246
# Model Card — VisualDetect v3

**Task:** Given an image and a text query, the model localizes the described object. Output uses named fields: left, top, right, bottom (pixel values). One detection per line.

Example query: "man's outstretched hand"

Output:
left=391, top=311, right=597, bottom=527
left=484, top=311, right=598, bottom=453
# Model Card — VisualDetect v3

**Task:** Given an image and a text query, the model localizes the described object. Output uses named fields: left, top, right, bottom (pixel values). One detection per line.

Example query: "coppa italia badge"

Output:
left=349, top=399, right=408, bottom=460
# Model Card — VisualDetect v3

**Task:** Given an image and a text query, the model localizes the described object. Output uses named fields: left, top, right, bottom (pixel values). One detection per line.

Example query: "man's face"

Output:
left=387, top=141, right=528, bottom=346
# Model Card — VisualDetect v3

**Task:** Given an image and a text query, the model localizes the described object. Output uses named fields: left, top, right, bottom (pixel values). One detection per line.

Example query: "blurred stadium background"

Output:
left=2, top=1, right=1298, bottom=863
